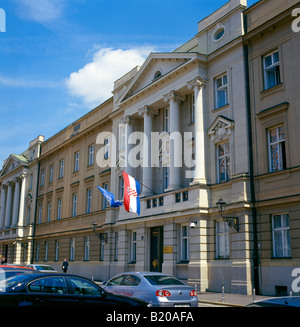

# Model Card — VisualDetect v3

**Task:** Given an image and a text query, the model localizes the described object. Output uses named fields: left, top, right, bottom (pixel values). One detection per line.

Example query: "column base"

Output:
left=190, top=177, right=208, bottom=186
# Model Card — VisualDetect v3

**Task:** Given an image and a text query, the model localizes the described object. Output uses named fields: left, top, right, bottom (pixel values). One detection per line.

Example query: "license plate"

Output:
left=174, top=304, right=191, bottom=307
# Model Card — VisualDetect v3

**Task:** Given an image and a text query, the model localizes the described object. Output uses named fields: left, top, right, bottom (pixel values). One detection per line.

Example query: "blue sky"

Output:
left=0, top=0, right=258, bottom=167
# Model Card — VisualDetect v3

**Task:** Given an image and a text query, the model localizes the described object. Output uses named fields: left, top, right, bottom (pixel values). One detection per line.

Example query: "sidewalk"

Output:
left=197, top=291, right=274, bottom=307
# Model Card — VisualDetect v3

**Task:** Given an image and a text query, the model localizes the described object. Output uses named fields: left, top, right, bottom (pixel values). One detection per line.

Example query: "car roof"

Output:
left=1, top=265, right=34, bottom=270
left=254, top=296, right=300, bottom=305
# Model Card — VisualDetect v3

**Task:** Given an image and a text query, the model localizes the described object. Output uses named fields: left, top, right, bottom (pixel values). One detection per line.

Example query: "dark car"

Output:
left=247, top=296, right=300, bottom=307
left=0, top=265, right=36, bottom=281
left=0, top=273, right=149, bottom=307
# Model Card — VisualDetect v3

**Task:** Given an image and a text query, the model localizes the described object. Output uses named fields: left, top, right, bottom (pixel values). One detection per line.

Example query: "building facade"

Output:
left=1, top=0, right=299, bottom=296
left=0, top=135, right=44, bottom=264
left=244, top=0, right=300, bottom=296
left=32, top=98, right=113, bottom=279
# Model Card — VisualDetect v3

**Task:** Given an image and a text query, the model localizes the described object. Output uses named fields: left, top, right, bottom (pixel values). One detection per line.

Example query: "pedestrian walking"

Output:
left=62, top=258, right=69, bottom=273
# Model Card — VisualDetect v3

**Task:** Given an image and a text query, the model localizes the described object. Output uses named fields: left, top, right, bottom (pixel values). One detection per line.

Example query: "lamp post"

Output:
left=216, top=199, right=239, bottom=232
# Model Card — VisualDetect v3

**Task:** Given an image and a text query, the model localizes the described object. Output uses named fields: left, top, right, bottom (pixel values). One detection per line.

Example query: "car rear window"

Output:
left=144, top=275, right=185, bottom=286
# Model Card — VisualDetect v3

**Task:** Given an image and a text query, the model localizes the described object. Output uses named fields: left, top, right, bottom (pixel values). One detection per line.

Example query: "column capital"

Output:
left=138, top=106, right=159, bottom=118
left=163, top=90, right=185, bottom=104
left=187, top=76, right=206, bottom=90
left=122, top=115, right=139, bottom=125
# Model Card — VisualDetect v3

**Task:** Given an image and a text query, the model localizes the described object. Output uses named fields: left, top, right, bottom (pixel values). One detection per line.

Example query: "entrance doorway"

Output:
left=150, top=226, right=163, bottom=272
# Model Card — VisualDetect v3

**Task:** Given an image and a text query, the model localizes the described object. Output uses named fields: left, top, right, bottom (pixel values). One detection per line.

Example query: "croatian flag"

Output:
left=122, top=171, right=141, bottom=215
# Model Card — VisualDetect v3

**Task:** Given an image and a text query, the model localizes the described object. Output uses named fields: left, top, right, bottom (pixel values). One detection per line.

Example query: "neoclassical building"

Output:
left=0, top=135, right=44, bottom=264
left=244, top=0, right=300, bottom=296
left=1, top=0, right=299, bottom=297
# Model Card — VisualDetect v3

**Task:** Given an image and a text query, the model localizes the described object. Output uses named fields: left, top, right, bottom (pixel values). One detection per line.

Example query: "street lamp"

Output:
left=216, top=198, right=239, bottom=232
left=91, top=221, right=108, bottom=243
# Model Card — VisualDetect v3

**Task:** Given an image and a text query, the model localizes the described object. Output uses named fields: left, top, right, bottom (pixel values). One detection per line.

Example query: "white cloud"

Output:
left=14, top=0, right=66, bottom=23
left=65, top=47, right=152, bottom=106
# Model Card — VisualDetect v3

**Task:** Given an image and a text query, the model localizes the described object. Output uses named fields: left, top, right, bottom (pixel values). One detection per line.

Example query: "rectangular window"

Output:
left=189, top=94, right=195, bottom=124
left=40, top=169, right=45, bottom=187
left=268, top=125, right=286, bottom=172
left=47, top=201, right=51, bottom=222
left=70, top=238, right=75, bottom=261
left=263, top=50, right=280, bottom=90
left=217, top=142, right=230, bottom=183
left=272, top=214, right=291, bottom=258
left=84, top=236, right=90, bottom=261
left=88, top=144, right=94, bottom=166
left=38, top=203, right=43, bottom=224
left=164, top=108, right=169, bottom=132
left=59, top=159, right=64, bottom=178
left=114, top=232, right=118, bottom=261
left=55, top=240, right=59, bottom=261
left=119, top=124, right=126, bottom=151
left=104, top=137, right=110, bottom=160
left=131, top=231, right=137, bottom=263
left=119, top=176, right=124, bottom=199
left=74, top=151, right=80, bottom=172
left=180, top=225, right=189, bottom=261
left=44, top=241, right=48, bottom=261
left=216, top=221, right=229, bottom=258
left=49, top=165, right=54, bottom=183
left=35, top=242, right=40, bottom=261
left=163, top=167, right=169, bottom=190
left=86, top=188, right=92, bottom=214
left=57, top=198, right=62, bottom=220
left=100, top=234, right=105, bottom=261
left=215, top=74, right=228, bottom=108
left=72, top=193, right=78, bottom=217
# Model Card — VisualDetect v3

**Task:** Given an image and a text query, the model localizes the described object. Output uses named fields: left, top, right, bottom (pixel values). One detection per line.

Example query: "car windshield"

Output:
left=35, top=266, right=55, bottom=271
left=144, top=275, right=185, bottom=286
left=0, top=274, right=30, bottom=292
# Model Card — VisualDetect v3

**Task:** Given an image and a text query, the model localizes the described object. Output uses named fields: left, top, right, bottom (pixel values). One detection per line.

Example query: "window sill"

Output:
left=271, top=256, right=292, bottom=260
left=213, top=103, right=229, bottom=112
left=260, top=83, right=284, bottom=99
left=177, top=260, right=189, bottom=266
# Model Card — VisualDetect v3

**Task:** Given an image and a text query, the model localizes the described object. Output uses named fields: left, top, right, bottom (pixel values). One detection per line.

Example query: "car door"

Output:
left=25, top=276, right=77, bottom=307
left=104, top=274, right=126, bottom=295
left=67, top=276, right=120, bottom=307
left=118, top=274, right=141, bottom=298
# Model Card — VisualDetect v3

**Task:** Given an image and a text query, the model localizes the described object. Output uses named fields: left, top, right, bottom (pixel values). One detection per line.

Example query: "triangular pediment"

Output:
left=0, top=154, right=29, bottom=177
left=208, top=115, right=235, bottom=142
left=116, top=52, right=199, bottom=105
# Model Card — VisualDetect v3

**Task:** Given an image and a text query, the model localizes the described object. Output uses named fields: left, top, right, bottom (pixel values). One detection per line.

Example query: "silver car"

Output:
left=103, top=272, right=198, bottom=307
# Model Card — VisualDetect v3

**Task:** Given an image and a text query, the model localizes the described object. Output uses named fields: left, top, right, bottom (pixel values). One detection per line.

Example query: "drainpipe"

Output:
left=243, top=14, right=260, bottom=295
left=30, top=160, right=40, bottom=264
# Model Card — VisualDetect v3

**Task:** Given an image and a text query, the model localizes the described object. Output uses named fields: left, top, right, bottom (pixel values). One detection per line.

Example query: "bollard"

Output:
left=222, top=285, right=225, bottom=302
left=253, top=288, right=256, bottom=302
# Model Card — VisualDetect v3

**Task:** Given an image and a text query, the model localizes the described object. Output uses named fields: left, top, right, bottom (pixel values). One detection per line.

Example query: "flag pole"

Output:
left=121, top=171, right=157, bottom=195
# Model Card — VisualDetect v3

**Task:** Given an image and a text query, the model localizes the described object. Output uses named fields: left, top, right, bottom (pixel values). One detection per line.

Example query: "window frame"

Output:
left=215, top=74, right=228, bottom=109
left=217, top=141, right=231, bottom=183
left=272, top=213, right=291, bottom=258
left=263, top=50, right=280, bottom=90
left=180, top=225, right=189, bottom=262
left=74, top=151, right=80, bottom=172
left=88, top=144, right=94, bottom=166
left=268, top=125, right=286, bottom=172
left=216, top=221, right=230, bottom=259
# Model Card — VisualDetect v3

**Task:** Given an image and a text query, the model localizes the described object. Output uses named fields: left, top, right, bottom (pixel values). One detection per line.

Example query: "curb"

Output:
left=198, top=300, right=245, bottom=307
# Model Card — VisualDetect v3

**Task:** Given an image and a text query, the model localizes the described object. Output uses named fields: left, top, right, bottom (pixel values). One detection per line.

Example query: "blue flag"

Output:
left=97, top=186, right=123, bottom=208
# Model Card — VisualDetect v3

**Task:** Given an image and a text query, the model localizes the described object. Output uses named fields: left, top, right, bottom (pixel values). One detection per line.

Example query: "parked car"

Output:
left=0, top=273, right=149, bottom=307
left=0, top=265, right=36, bottom=280
left=27, top=264, right=57, bottom=272
left=247, top=296, right=300, bottom=307
left=103, top=272, right=198, bottom=307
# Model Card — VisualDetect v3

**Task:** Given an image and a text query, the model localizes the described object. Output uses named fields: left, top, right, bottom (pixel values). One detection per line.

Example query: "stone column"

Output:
left=187, top=76, right=207, bottom=185
left=4, top=181, right=13, bottom=228
left=0, top=184, right=7, bottom=229
left=138, top=106, right=158, bottom=196
left=18, top=174, right=27, bottom=227
left=163, top=90, right=185, bottom=190
left=11, top=177, right=21, bottom=227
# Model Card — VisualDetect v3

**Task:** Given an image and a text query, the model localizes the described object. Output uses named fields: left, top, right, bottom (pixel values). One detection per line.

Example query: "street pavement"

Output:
left=197, top=291, right=275, bottom=307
